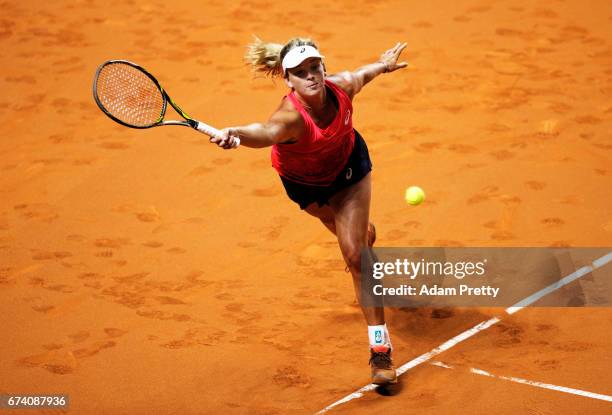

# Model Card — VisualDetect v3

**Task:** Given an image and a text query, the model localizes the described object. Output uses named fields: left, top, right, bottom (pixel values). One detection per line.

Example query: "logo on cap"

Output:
left=300, top=47, right=306, bottom=53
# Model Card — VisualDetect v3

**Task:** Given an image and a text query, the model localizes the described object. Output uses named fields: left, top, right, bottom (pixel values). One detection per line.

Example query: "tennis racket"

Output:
left=92, top=60, right=239, bottom=147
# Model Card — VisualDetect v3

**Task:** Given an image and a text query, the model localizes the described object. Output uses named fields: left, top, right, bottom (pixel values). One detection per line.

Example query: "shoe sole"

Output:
left=368, top=222, right=376, bottom=247
left=372, top=375, right=398, bottom=385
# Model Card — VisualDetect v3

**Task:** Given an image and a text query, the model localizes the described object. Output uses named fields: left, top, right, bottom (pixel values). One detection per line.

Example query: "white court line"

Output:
left=315, top=317, right=502, bottom=414
left=430, top=361, right=612, bottom=403
left=507, top=251, right=612, bottom=314
left=315, top=251, right=611, bottom=414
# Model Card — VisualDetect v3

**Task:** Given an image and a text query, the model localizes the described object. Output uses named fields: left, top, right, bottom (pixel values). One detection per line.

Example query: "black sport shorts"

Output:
left=279, top=129, right=372, bottom=210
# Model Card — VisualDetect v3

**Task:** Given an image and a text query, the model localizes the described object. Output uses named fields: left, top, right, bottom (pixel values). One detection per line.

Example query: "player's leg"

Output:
left=329, top=173, right=397, bottom=385
left=329, top=173, right=380, bottom=321
left=304, top=203, right=376, bottom=248
left=304, top=203, right=336, bottom=235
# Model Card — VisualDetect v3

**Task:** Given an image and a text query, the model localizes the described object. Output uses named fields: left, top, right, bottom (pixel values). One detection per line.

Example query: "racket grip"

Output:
left=194, top=121, right=241, bottom=148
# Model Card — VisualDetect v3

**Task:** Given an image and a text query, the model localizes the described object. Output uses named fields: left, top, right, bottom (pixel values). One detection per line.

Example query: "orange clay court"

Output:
left=0, top=0, right=611, bottom=414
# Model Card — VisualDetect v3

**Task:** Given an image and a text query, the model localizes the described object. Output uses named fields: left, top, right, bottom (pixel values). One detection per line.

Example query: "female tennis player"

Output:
left=211, top=37, right=407, bottom=385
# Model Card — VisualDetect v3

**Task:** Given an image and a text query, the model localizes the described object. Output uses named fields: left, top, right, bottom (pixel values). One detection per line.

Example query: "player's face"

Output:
left=286, top=58, right=325, bottom=96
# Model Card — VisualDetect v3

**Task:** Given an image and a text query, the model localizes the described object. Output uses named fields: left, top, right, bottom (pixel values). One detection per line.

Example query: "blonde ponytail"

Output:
left=245, top=37, right=284, bottom=78
left=245, top=36, right=320, bottom=78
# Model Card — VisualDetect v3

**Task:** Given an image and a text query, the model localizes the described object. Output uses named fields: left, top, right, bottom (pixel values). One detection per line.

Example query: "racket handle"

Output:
left=194, top=121, right=241, bottom=148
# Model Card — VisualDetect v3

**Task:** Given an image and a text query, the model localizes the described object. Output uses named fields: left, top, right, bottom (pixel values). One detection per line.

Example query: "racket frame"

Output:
left=93, top=59, right=236, bottom=146
left=94, top=59, right=199, bottom=130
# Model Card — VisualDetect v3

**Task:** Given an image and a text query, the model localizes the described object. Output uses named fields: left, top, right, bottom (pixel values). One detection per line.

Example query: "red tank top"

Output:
left=271, top=79, right=355, bottom=186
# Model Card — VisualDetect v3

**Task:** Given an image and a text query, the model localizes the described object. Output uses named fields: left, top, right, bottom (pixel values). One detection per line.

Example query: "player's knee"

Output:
left=344, top=245, right=363, bottom=272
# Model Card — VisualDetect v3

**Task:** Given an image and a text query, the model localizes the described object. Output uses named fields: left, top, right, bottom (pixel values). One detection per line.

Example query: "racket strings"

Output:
left=95, top=63, right=164, bottom=127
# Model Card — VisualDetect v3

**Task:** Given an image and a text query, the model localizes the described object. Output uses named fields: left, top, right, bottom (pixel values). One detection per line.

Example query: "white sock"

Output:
left=368, top=324, right=392, bottom=348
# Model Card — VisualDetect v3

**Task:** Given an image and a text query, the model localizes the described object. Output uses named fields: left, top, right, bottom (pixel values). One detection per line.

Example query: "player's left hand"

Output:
left=378, top=42, right=408, bottom=72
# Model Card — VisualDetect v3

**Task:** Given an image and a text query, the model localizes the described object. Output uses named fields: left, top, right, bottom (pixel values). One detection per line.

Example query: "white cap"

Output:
left=282, top=45, right=324, bottom=74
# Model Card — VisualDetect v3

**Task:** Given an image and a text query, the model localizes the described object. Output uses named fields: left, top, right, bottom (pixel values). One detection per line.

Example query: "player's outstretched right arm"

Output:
left=210, top=105, right=303, bottom=149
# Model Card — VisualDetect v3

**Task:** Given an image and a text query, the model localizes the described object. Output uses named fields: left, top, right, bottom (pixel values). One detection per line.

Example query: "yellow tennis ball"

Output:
left=405, top=186, right=425, bottom=206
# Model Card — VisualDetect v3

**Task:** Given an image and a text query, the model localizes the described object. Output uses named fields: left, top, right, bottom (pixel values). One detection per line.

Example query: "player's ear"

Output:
left=322, top=62, right=327, bottom=76
left=284, top=76, right=293, bottom=89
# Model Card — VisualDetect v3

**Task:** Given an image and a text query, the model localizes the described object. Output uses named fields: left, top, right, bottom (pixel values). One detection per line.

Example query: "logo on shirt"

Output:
left=344, top=110, right=350, bottom=125
left=345, top=167, right=353, bottom=180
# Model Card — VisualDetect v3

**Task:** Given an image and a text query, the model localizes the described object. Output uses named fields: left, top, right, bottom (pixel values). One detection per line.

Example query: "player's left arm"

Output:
left=327, top=42, right=408, bottom=99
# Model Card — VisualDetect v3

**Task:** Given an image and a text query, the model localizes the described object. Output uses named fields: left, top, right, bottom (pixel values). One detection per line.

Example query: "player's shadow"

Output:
left=375, top=380, right=403, bottom=396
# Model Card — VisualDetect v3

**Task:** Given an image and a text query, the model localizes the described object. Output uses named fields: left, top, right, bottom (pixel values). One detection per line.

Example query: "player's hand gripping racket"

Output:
left=92, top=60, right=239, bottom=148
